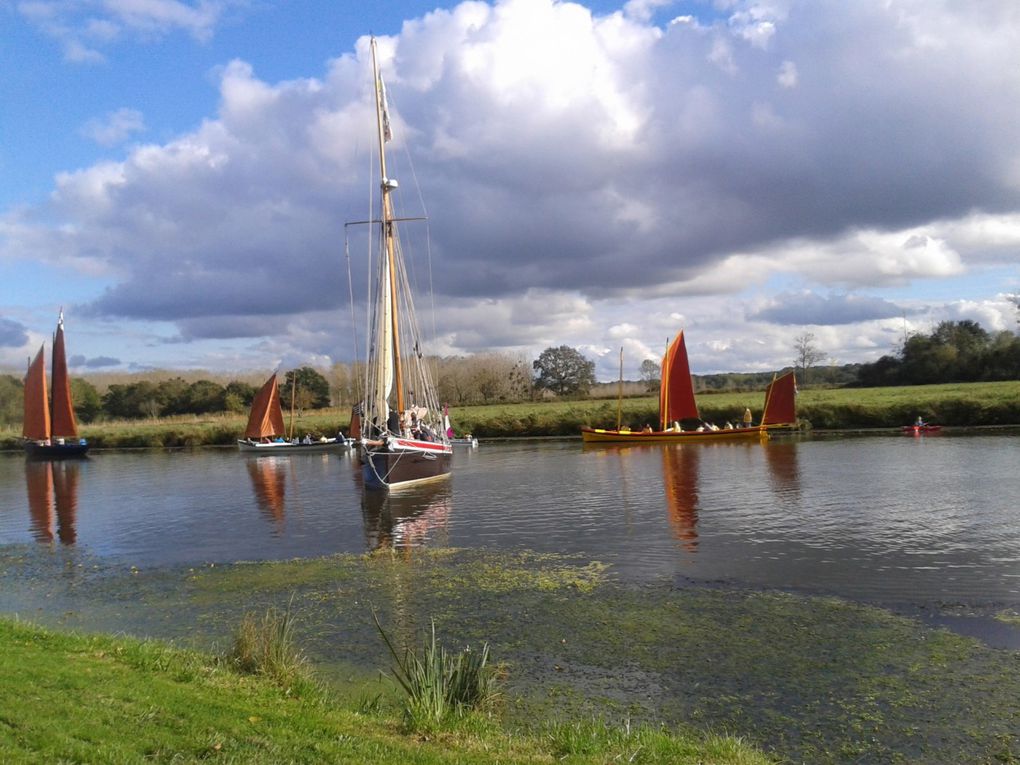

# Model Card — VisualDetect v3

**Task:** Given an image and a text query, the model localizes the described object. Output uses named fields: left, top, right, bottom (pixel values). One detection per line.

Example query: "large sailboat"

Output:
left=358, top=37, right=452, bottom=489
left=581, top=330, right=797, bottom=443
left=22, top=311, right=89, bottom=458
left=237, top=373, right=349, bottom=453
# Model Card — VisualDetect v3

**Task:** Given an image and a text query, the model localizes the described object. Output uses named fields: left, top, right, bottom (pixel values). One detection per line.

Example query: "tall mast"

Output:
left=371, top=37, right=405, bottom=423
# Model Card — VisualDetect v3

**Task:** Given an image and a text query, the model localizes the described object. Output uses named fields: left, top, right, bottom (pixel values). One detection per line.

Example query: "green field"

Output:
left=1, top=380, right=1018, bottom=449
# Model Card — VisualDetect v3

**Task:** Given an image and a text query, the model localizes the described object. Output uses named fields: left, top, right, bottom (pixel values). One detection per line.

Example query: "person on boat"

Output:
left=386, top=410, right=400, bottom=434
left=743, top=408, right=753, bottom=427
left=915, top=416, right=925, bottom=427
left=725, top=421, right=734, bottom=429
left=303, top=434, right=312, bottom=444
left=672, top=421, right=683, bottom=432
left=641, top=423, right=653, bottom=433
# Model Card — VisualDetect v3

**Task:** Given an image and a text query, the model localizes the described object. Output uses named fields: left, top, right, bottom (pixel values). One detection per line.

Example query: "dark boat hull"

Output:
left=24, top=441, right=90, bottom=459
left=363, top=442, right=452, bottom=489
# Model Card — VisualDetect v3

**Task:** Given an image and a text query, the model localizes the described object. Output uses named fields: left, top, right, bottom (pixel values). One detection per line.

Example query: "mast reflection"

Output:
left=25, top=460, right=80, bottom=544
left=246, top=456, right=288, bottom=527
left=662, top=445, right=700, bottom=552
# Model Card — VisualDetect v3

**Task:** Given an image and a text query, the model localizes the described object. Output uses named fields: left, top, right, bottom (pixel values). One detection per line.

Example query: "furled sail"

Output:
left=659, top=330, right=700, bottom=429
left=50, top=316, right=78, bottom=438
left=22, top=345, right=50, bottom=441
left=244, top=374, right=287, bottom=439
left=761, top=371, right=797, bottom=426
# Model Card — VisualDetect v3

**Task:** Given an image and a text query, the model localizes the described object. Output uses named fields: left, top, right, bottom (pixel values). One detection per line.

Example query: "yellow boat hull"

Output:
left=580, top=426, right=770, bottom=443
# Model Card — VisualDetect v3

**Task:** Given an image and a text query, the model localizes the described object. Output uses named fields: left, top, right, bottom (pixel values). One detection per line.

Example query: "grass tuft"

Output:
left=373, top=611, right=500, bottom=733
left=227, top=602, right=310, bottom=692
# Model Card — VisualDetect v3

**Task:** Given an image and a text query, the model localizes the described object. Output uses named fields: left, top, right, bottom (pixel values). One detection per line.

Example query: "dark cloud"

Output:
left=68, top=354, right=121, bottom=368
left=751, top=292, right=909, bottom=326
left=0, top=317, right=29, bottom=347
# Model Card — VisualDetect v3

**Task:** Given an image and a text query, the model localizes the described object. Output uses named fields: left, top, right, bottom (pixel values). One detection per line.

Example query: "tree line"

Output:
left=2, top=320, right=1015, bottom=428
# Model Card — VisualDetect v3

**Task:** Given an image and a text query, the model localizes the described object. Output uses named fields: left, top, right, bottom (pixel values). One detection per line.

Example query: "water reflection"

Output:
left=24, top=460, right=80, bottom=544
left=361, top=481, right=453, bottom=550
left=245, top=456, right=288, bottom=527
left=764, top=440, right=801, bottom=500
left=662, top=445, right=700, bottom=551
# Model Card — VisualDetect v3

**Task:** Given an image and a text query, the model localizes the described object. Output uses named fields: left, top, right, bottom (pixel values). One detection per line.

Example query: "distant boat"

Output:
left=22, top=311, right=89, bottom=459
left=237, top=373, right=349, bottom=453
left=580, top=330, right=798, bottom=443
left=357, top=37, right=452, bottom=489
left=902, top=423, right=942, bottom=435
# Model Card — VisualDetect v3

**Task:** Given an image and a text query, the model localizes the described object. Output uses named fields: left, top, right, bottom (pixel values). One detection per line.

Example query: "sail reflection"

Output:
left=361, top=481, right=452, bottom=551
left=25, top=460, right=80, bottom=544
left=662, top=445, right=700, bottom=552
left=763, top=440, right=801, bottom=499
left=246, top=457, right=288, bottom=527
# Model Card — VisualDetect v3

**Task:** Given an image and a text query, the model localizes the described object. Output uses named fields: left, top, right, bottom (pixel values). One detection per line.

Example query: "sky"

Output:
left=2, top=0, right=1019, bottom=382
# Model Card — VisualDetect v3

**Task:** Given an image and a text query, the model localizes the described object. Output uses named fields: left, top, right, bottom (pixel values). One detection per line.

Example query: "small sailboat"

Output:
left=358, top=37, right=452, bottom=489
left=237, top=373, right=349, bottom=453
left=22, top=311, right=89, bottom=458
left=580, top=330, right=797, bottom=443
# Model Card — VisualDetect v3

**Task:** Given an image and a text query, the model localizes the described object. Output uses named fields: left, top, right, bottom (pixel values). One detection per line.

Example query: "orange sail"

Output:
left=50, top=317, right=79, bottom=438
left=658, top=330, right=700, bottom=429
left=244, top=374, right=287, bottom=439
left=22, top=345, right=50, bottom=441
left=25, top=460, right=54, bottom=542
left=761, top=371, right=797, bottom=426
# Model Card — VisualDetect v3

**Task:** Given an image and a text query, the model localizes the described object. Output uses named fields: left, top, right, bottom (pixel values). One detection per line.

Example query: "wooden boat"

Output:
left=357, top=37, right=452, bottom=489
left=237, top=373, right=349, bottom=453
left=580, top=330, right=797, bottom=444
left=22, top=311, right=89, bottom=459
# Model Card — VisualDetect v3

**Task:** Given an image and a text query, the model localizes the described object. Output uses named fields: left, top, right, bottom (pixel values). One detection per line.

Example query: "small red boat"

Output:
left=902, top=423, right=942, bottom=434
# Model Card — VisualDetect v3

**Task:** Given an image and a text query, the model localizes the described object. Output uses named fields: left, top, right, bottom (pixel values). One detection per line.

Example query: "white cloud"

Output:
left=81, top=108, right=146, bottom=147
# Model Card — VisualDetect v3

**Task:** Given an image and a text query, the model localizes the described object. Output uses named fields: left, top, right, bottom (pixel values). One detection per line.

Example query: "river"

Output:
left=2, top=431, right=1019, bottom=642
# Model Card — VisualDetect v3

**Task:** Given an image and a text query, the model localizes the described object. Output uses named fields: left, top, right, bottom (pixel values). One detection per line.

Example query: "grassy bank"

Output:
left=1, top=380, right=1018, bottom=449
left=0, top=617, right=767, bottom=764
left=3, top=548, right=1018, bottom=763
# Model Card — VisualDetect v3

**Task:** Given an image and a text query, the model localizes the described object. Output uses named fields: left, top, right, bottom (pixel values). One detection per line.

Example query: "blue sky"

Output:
left=2, top=0, right=1018, bottom=380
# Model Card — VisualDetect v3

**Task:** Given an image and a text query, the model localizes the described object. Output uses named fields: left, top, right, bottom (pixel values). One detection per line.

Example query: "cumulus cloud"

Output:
left=3, top=0, right=1020, bottom=375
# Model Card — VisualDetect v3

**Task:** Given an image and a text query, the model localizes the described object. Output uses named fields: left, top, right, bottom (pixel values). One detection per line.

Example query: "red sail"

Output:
left=22, top=345, right=51, bottom=441
left=50, top=320, right=79, bottom=438
left=244, top=374, right=287, bottom=439
left=658, top=330, right=700, bottom=429
left=762, top=371, right=797, bottom=426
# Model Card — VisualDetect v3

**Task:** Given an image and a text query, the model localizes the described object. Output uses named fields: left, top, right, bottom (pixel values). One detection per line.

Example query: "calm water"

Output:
left=1, top=433, right=1018, bottom=612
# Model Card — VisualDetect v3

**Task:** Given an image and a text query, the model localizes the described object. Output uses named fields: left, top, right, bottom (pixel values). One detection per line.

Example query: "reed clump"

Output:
left=373, top=612, right=500, bottom=733
left=227, top=603, right=310, bottom=692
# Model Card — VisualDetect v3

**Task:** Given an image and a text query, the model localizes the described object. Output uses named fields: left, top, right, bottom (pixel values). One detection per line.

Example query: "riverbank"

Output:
left=2, top=547, right=1018, bottom=763
left=0, top=617, right=768, bottom=764
left=1, top=380, right=1018, bottom=449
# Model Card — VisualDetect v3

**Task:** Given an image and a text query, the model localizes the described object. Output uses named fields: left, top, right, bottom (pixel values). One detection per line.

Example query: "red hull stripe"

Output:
left=391, top=438, right=452, bottom=453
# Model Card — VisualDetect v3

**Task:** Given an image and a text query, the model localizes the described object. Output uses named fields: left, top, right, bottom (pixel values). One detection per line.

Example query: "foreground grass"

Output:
left=0, top=617, right=770, bottom=764
left=1, top=380, right=1018, bottom=448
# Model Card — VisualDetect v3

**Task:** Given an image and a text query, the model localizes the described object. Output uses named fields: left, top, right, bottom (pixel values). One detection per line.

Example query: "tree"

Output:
left=283, top=367, right=331, bottom=409
left=639, top=359, right=660, bottom=392
left=224, top=381, right=257, bottom=413
left=793, top=333, right=826, bottom=384
left=0, top=374, right=21, bottom=427
left=70, top=378, right=102, bottom=423
left=532, top=346, right=596, bottom=397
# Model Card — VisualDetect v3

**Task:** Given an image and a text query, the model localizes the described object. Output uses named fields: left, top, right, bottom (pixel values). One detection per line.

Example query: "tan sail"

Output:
left=22, top=345, right=50, bottom=441
left=50, top=316, right=79, bottom=438
left=244, top=374, right=287, bottom=439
